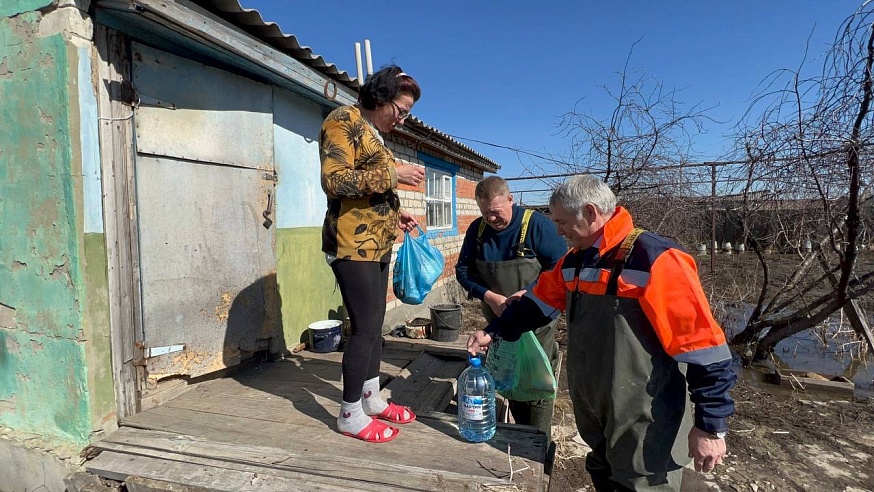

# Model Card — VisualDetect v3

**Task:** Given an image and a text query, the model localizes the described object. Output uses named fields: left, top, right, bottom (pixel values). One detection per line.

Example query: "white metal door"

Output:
left=132, top=43, right=277, bottom=381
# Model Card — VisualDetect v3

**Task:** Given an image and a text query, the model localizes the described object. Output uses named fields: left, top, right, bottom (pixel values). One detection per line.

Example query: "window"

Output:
left=426, top=168, right=453, bottom=229
left=419, top=153, right=458, bottom=237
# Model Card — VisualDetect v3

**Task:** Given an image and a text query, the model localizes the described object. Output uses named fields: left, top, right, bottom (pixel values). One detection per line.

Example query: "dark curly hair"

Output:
left=358, top=65, right=421, bottom=110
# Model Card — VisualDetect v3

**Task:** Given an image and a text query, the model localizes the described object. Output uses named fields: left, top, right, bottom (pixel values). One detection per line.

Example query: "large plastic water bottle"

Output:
left=457, top=355, right=496, bottom=442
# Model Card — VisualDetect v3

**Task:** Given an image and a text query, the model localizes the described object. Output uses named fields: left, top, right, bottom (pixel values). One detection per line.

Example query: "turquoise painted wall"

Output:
left=0, top=0, right=52, bottom=18
left=0, top=10, right=93, bottom=446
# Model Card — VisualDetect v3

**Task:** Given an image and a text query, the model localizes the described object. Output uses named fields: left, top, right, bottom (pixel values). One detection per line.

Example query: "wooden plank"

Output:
left=767, top=369, right=856, bottom=397
left=162, top=378, right=343, bottom=425
left=232, top=355, right=414, bottom=384
left=380, top=346, right=422, bottom=368
left=92, top=427, right=503, bottom=490
left=64, top=472, right=115, bottom=492
left=232, top=358, right=343, bottom=384
left=383, top=338, right=469, bottom=359
left=95, top=24, right=141, bottom=418
left=140, top=378, right=191, bottom=411
left=86, top=451, right=347, bottom=492
left=119, top=404, right=544, bottom=487
left=418, top=411, right=548, bottom=463
left=816, top=250, right=874, bottom=353
left=126, top=475, right=214, bottom=492
left=382, top=353, right=466, bottom=413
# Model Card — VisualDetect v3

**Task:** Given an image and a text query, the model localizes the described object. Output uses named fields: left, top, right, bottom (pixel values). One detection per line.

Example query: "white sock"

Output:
left=361, top=377, right=389, bottom=415
left=338, top=400, right=373, bottom=435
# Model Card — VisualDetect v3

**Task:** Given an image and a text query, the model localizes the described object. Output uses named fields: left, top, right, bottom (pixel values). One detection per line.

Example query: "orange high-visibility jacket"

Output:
left=486, top=206, right=735, bottom=432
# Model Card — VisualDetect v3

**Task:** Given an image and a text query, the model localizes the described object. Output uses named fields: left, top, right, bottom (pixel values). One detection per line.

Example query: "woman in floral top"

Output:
left=320, top=65, right=424, bottom=443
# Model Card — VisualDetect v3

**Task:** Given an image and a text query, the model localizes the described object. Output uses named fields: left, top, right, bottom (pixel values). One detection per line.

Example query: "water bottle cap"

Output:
left=468, top=355, right=482, bottom=366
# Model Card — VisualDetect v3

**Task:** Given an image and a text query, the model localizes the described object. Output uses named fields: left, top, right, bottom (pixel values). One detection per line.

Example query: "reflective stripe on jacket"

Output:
left=532, top=207, right=730, bottom=364
left=486, top=206, right=736, bottom=433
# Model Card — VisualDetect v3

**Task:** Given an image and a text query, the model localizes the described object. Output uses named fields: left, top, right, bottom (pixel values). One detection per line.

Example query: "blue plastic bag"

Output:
left=392, top=226, right=445, bottom=305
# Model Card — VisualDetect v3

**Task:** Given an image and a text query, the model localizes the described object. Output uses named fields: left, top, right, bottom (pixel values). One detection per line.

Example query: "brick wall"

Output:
left=382, top=137, right=487, bottom=307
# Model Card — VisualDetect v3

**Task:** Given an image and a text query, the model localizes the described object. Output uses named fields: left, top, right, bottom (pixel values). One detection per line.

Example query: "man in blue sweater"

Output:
left=455, top=176, right=568, bottom=438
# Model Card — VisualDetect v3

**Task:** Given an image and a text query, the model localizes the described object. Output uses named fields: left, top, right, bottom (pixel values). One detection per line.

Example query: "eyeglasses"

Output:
left=390, top=100, right=411, bottom=120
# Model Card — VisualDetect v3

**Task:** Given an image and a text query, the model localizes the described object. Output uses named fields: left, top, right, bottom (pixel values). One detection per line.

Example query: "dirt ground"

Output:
left=460, top=284, right=874, bottom=491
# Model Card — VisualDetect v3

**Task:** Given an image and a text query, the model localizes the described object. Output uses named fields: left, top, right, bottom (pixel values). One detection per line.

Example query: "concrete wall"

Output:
left=1, top=1, right=113, bottom=489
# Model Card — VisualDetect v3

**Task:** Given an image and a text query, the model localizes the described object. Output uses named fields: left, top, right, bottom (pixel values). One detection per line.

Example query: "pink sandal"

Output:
left=375, top=402, right=416, bottom=424
left=341, top=418, right=399, bottom=443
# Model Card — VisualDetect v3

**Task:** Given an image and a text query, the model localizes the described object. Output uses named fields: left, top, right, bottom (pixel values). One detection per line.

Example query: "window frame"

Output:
left=418, top=153, right=459, bottom=238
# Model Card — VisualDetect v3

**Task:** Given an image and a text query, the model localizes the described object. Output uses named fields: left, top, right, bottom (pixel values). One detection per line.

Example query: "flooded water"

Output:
left=721, top=304, right=874, bottom=399
left=772, top=330, right=874, bottom=399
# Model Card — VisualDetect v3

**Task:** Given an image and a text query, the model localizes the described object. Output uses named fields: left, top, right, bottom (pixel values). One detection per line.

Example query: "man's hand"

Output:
left=483, top=291, right=508, bottom=317
left=688, top=426, right=726, bottom=473
left=506, top=289, right=527, bottom=305
left=467, top=330, right=493, bottom=357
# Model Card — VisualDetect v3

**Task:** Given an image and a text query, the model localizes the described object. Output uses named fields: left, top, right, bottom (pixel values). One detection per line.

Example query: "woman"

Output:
left=320, top=65, right=425, bottom=443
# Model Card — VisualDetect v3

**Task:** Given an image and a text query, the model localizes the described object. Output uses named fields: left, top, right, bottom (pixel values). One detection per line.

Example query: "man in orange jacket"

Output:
left=468, top=175, right=736, bottom=491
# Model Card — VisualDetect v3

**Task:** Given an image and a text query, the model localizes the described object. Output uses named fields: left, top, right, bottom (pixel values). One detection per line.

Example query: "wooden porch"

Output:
left=80, top=337, right=552, bottom=491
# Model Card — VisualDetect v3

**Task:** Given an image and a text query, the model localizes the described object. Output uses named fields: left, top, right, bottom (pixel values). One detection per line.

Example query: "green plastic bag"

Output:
left=498, top=331, right=557, bottom=402
left=485, top=337, right=519, bottom=392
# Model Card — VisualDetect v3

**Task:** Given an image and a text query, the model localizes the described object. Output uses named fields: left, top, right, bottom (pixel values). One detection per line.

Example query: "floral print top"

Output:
left=320, top=105, right=400, bottom=262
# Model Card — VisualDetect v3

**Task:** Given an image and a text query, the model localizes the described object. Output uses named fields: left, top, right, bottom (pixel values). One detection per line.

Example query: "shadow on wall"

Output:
left=224, top=273, right=285, bottom=366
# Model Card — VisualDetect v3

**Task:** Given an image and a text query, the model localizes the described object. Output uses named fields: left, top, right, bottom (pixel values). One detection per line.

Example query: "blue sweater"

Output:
left=455, top=205, right=568, bottom=300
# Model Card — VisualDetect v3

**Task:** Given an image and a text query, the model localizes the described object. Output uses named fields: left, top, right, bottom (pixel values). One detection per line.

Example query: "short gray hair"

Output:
left=549, top=175, right=617, bottom=216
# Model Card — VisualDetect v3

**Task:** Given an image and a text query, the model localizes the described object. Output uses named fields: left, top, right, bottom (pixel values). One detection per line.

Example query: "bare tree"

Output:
left=727, top=6, right=874, bottom=358
left=525, top=8, right=874, bottom=361
left=546, top=42, right=717, bottom=245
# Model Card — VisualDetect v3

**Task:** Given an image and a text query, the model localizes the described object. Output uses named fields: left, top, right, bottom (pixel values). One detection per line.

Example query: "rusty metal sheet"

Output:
left=132, top=42, right=274, bottom=171
left=135, top=156, right=277, bottom=380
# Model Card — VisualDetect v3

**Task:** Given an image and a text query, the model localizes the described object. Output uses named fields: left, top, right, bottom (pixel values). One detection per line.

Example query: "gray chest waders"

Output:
left=474, top=210, right=559, bottom=437
left=565, top=229, right=693, bottom=491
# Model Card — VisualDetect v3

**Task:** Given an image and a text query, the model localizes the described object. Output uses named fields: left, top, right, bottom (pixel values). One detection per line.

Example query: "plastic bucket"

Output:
left=308, top=320, right=342, bottom=353
left=430, top=303, right=462, bottom=342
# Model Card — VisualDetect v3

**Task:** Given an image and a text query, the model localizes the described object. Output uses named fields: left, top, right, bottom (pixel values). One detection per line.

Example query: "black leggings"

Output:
left=331, top=259, right=389, bottom=403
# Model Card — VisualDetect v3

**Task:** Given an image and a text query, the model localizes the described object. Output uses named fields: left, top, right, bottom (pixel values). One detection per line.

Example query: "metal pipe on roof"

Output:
left=354, top=42, right=364, bottom=85
left=364, top=39, right=373, bottom=76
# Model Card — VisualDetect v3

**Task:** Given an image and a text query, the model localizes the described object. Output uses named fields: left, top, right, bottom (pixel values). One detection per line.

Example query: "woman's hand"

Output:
left=398, top=210, right=418, bottom=231
left=396, top=163, right=425, bottom=187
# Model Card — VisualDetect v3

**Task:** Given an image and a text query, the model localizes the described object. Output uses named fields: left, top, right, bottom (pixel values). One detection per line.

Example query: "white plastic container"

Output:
left=307, top=320, right=342, bottom=353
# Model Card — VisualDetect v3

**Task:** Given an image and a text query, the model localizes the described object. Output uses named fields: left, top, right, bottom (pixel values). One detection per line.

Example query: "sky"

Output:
left=240, top=1, right=864, bottom=200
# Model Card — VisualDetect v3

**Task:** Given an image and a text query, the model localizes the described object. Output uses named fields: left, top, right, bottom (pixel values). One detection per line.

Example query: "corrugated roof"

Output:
left=191, top=0, right=499, bottom=172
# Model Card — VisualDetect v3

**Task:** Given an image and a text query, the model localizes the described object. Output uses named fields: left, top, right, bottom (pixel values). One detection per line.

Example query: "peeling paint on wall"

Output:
left=0, top=303, right=14, bottom=329
left=0, top=0, right=53, bottom=19
left=0, top=10, right=92, bottom=446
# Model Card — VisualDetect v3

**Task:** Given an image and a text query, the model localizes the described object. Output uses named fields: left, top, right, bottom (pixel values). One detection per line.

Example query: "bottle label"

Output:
left=462, top=395, right=485, bottom=421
